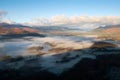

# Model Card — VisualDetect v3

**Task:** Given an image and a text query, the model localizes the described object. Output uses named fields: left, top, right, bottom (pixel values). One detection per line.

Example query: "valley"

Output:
left=0, top=23, right=120, bottom=80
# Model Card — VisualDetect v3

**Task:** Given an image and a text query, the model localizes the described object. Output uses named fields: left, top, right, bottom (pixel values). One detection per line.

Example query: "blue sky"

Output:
left=0, top=0, right=120, bottom=22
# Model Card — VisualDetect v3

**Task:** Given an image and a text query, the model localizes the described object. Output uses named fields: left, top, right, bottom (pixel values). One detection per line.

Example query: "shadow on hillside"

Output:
left=0, top=40, right=120, bottom=80
left=0, top=33, right=45, bottom=40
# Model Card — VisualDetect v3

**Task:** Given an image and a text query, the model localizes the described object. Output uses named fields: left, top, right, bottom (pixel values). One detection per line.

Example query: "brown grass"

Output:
left=90, top=42, right=117, bottom=49
left=48, top=47, right=73, bottom=53
left=0, top=55, right=11, bottom=61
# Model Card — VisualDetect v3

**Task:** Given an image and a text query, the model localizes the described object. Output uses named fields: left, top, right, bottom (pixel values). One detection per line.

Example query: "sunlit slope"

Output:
left=91, top=25, right=120, bottom=41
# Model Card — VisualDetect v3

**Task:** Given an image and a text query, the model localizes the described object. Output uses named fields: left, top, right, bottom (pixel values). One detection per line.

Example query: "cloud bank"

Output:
left=1, top=12, right=120, bottom=30
left=25, top=15, right=120, bottom=30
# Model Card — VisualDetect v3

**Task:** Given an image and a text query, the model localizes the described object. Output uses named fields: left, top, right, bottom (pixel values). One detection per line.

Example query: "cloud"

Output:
left=1, top=19, right=14, bottom=24
left=50, top=15, right=70, bottom=25
left=25, top=15, right=120, bottom=29
left=0, top=11, right=7, bottom=20
left=0, top=11, right=14, bottom=24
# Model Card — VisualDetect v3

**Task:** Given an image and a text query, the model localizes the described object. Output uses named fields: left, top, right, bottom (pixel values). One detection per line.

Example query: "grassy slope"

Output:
left=88, top=26, right=120, bottom=41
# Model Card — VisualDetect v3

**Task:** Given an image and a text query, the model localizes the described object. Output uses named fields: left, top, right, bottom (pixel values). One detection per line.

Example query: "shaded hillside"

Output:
left=60, top=54, right=120, bottom=80
left=0, top=50, right=120, bottom=80
left=59, top=42, right=120, bottom=80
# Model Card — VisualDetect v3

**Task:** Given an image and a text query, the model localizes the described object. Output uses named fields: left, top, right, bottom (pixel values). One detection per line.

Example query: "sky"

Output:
left=0, top=0, right=120, bottom=29
left=0, top=0, right=120, bottom=22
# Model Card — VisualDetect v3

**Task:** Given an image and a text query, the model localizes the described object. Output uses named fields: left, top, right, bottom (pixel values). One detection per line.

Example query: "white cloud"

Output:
left=1, top=19, right=14, bottom=24
left=50, top=15, right=70, bottom=25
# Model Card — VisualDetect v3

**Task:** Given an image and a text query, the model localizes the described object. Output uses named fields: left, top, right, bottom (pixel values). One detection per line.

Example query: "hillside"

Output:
left=92, top=25, right=120, bottom=41
left=0, top=23, right=38, bottom=35
left=104, top=27, right=120, bottom=34
left=93, top=25, right=120, bottom=33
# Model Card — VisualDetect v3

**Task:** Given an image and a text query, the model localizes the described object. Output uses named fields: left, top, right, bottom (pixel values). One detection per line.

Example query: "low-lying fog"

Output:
left=0, top=35, right=96, bottom=56
left=0, top=33, right=120, bottom=74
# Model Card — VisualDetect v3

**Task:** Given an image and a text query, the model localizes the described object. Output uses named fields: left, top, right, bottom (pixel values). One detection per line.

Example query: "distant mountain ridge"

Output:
left=93, top=25, right=120, bottom=34
left=0, top=23, right=38, bottom=35
left=35, top=26, right=83, bottom=32
left=98, top=25, right=120, bottom=29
